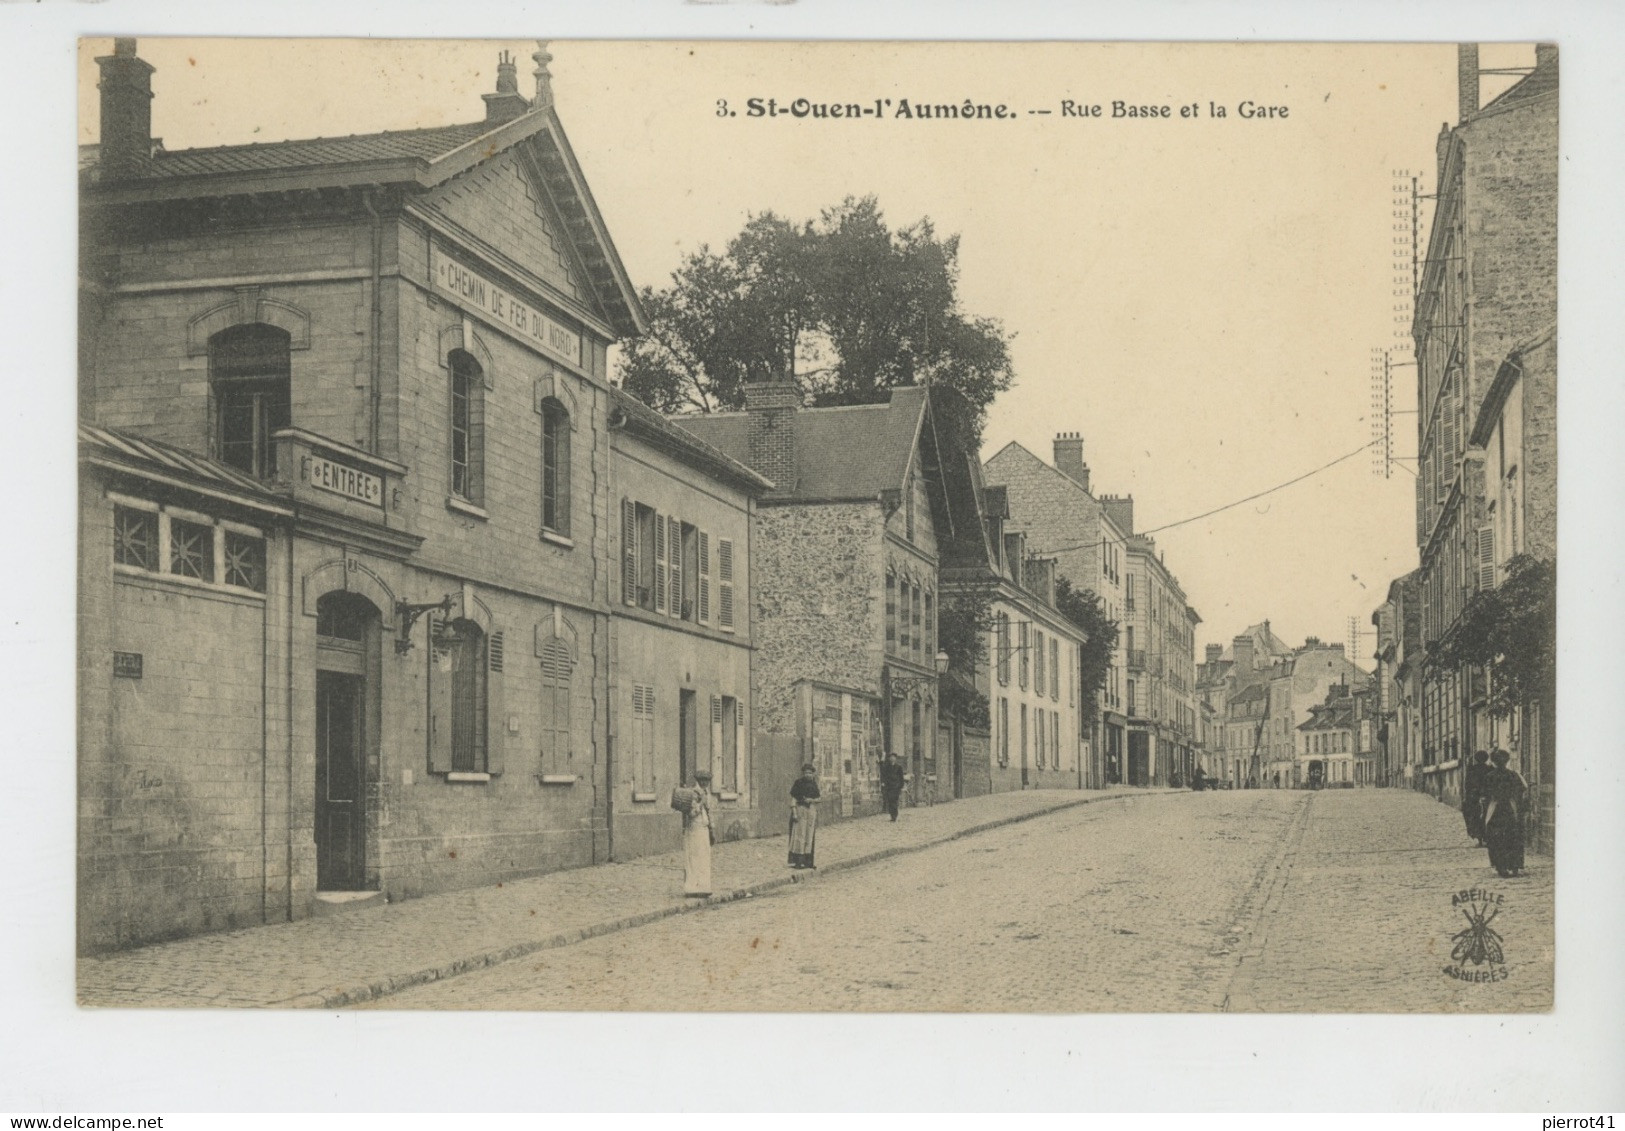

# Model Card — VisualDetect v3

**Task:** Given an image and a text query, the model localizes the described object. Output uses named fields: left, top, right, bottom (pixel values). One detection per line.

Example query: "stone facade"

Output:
left=983, top=437, right=1129, bottom=788
left=1413, top=46, right=1556, bottom=810
left=76, top=44, right=667, bottom=951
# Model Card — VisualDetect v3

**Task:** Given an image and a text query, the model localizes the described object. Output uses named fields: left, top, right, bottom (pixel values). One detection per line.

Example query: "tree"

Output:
left=937, top=587, right=995, bottom=730
left=618, top=196, right=1014, bottom=436
left=1054, top=573, right=1120, bottom=729
left=1429, top=554, right=1556, bottom=717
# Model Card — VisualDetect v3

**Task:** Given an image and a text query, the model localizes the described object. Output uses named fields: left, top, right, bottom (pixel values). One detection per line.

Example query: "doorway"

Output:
left=314, top=591, right=380, bottom=891
left=316, top=670, right=365, bottom=890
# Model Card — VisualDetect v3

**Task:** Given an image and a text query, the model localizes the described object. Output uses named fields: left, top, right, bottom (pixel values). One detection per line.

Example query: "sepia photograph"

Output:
left=67, top=35, right=1562, bottom=1018
left=63, top=34, right=1569, bottom=1019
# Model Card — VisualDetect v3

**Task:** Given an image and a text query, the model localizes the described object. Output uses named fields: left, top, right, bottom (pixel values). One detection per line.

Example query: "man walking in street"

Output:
left=880, top=752, right=905, bottom=821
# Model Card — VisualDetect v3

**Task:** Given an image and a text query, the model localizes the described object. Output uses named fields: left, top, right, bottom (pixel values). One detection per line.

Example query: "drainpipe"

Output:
left=286, top=526, right=296, bottom=921
left=362, top=189, right=384, bottom=453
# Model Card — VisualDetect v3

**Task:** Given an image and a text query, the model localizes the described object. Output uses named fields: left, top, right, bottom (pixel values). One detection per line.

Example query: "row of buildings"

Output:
left=1366, top=45, right=1557, bottom=853
left=78, top=41, right=1195, bottom=954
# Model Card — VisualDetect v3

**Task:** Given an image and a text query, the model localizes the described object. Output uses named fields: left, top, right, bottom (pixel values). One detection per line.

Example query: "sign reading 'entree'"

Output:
left=309, top=455, right=383, bottom=507
left=431, top=247, right=583, bottom=366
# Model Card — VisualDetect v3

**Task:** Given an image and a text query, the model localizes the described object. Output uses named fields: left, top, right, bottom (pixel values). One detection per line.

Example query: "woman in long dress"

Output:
left=673, top=769, right=713, bottom=897
left=1481, top=749, right=1527, bottom=878
left=788, top=763, right=821, bottom=869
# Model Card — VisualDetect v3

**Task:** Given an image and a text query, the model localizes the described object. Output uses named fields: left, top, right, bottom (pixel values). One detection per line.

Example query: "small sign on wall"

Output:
left=113, top=651, right=143, bottom=679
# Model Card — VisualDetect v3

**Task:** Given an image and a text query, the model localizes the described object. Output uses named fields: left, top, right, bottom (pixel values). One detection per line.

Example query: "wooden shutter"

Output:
left=1476, top=526, right=1497, bottom=591
left=653, top=512, right=667, bottom=614
left=668, top=516, right=683, bottom=618
left=485, top=629, right=503, bottom=775
left=709, top=694, right=723, bottom=781
left=621, top=499, right=637, bottom=606
left=1051, top=638, right=1060, bottom=701
left=427, top=613, right=454, bottom=774
left=717, top=537, right=735, bottom=631
left=698, top=531, right=711, bottom=624
left=735, top=702, right=747, bottom=794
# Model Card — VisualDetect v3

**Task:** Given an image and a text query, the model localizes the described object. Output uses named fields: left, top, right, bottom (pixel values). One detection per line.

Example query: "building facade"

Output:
left=1371, top=570, right=1422, bottom=787
left=606, top=388, right=770, bottom=857
left=978, top=531, right=1086, bottom=794
left=77, top=42, right=736, bottom=952
left=983, top=434, right=1128, bottom=788
left=1412, top=45, right=1557, bottom=810
left=1123, top=533, right=1199, bottom=787
left=676, top=381, right=992, bottom=821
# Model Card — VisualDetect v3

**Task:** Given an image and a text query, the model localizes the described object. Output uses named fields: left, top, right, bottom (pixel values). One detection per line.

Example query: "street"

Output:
left=365, top=788, right=1553, bottom=1012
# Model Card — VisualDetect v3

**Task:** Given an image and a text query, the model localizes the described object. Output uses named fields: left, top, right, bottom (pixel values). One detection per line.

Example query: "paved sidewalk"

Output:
left=78, top=786, right=1157, bottom=1009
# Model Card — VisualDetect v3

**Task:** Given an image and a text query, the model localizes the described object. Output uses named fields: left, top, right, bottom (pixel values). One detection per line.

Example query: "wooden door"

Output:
left=316, top=670, right=365, bottom=890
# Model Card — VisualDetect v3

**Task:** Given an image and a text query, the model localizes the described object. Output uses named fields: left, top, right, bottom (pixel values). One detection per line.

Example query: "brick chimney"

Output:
left=1534, top=43, right=1558, bottom=72
left=1024, top=556, right=1057, bottom=608
left=483, top=50, right=531, bottom=123
left=1053, top=431, right=1090, bottom=492
left=1100, top=494, right=1135, bottom=537
left=1232, top=634, right=1255, bottom=676
left=96, top=38, right=155, bottom=180
left=744, top=378, right=801, bottom=494
left=1206, top=643, right=1223, bottom=666
left=1457, top=43, right=1480, bottom=123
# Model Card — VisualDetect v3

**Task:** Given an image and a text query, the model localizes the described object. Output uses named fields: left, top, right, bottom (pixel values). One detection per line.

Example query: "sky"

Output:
left=77, top=38, right=1538, bottom=663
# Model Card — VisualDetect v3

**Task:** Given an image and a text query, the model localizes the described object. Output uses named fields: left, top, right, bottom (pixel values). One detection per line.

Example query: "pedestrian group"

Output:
left=1462, top=748, right=1528, bottom=878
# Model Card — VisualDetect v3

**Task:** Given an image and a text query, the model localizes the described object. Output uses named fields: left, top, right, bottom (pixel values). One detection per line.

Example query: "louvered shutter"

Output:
left=427, top=613, right=454, bottom=773
left=668, top=516, right=683, bottom=618
left=709, top=695, right=723, bottom=782
left=653, top=512, right=667, bottom=614
left=697, top=531, right=711, bottom=625
left=717, top=538, right=735, bottom=631
left=1476, top=526, right=1496, bottom=591
left=485, top=631, right=503, bottom=775
left=621, top=499, right=637, bottom=606
left=734, top=703, right=746, bottom=794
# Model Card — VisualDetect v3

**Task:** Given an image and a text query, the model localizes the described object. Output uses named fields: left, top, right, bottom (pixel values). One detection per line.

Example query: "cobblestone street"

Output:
left=365, top=787, right=1552, bottom=1012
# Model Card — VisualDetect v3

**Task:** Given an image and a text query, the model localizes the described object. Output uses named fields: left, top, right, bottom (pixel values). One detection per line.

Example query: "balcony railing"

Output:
left=1127, top=648, right=1148, bottom=670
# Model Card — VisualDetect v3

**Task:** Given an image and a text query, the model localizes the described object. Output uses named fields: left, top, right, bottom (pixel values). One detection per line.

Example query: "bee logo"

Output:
left=1450, top=900, right=1505, bottom=967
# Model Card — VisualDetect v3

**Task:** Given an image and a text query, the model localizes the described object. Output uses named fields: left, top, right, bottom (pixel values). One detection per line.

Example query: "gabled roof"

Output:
left=674, top=385, right=930, bottom=503
left=84, top=102, right=645, bottom=340
left=79, top=423, right=293, bottom=516
left=1476, top=50, right=1558, bottom=117
left=608, top=386, right=773, bottom=494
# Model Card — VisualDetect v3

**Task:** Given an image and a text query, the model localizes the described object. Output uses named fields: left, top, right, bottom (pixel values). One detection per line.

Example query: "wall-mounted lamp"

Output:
left=395, top=594, right=455, bottom=654
left=935, top=650, right=951, bottom=674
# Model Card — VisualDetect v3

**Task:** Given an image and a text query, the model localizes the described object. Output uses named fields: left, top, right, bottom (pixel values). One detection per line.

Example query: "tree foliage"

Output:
left=618, top=196, right=1014, bottom=435
left=1429, top=554, right=1556, bottom=717
left=1054, top=573, right=1120, bottom=729
left=937, top=586, right=995, bottom=730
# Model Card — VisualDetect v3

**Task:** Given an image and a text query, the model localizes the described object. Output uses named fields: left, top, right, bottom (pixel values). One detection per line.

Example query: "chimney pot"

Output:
left=483, top=50, right=531, bottom=123
left=1053, top=432, right=1089, bottom=492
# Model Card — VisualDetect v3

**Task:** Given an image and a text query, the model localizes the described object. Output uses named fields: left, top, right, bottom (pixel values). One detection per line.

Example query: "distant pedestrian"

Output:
left=1482, top=749, right=1528, bottom=878
left=671, top=769, right=713, bottom=897
left=880, top=752, right=905, bottom=821
left=1190, top=766, right=1207, bottom=792
left=1462, top=750, right=1491, bottom=844
left=788, top=762, right=821, bottom=869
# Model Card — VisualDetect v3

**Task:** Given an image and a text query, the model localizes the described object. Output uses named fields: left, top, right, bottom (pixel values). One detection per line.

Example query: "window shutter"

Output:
left=735, top=705, right=747, bottom=795
left=1051, top=638, right=1060, bottom=701
left=718, top=538, right=735, bottom=631
left=698, top=531, right=712, bottom=624
left=427, top=613, right=454, bottom=774
left=668, top=516, right=683, bottom=618
left=621, top=499, right=637, bottom=606
left=485, top=632, right=504, bottom=775
left=653, top=512, right=667, bottom=614
left=1476, top=526, right=1496, bottom=591
left=709, top=695, right=723, bottom=781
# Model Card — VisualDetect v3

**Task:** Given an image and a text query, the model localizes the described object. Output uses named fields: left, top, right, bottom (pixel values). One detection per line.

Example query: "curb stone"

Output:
left=310, top=788, right=1179, bottom=1009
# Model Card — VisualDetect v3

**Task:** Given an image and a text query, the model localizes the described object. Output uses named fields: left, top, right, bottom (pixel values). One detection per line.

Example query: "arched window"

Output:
left=540, top=399, right=571, bottom=536
left=449, top=350, right=485, bottom=505
left=210, top=323, right=291, bottom=478
left=539, top=637, right=573, bottom=772
left=430, top=616, right=488, bottom=773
